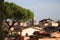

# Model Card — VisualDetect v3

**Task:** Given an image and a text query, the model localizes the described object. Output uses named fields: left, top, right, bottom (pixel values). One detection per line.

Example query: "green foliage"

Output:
left=13, top=33, right=19, bottom=38
left=0, top=30, right=8, bottom=40
left=29, top=35, right=43, bottom=39
left=43, top=26, right=57, bottom=33
left=8, top=33, right=19, bottom=38
left=29, top=35, right=35, bottom=38
left=0, top=0, right=4, bottom=5
left=0, top=0, right=6, bottom=40
left=4, top=2, right=34, bottom=21
left=35, top=35, right=43, bottom=38
left=0, top=2, right=34, bottom=40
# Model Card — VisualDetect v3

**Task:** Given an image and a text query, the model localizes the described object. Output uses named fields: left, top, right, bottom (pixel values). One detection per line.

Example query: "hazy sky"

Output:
left=5, top=0, right=60, bottom=21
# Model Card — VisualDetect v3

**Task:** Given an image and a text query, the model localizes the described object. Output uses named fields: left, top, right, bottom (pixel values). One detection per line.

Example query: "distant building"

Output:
left=28, top=18, right=39, bottom=27
left=20, top=21, right=28, bottom=27
left=57, top=20, right=60, bottom=26
left=39, top=18, right=53, bottom=28
left=51, top=22, right=58, bottom=27
left=34, top=20, right=39, bottom=27
left=29, top=19, right=34, bottom=26
left=39, top=18, right=59, bottom=28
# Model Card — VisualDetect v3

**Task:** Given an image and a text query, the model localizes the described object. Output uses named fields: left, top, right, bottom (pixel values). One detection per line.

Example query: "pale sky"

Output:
left=5, top=0, right=60, bottom=21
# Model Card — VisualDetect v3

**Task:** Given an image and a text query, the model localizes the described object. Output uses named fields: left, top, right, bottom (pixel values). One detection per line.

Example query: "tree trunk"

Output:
left=0, top=0, right=5, bottom=40
left=0, top=0, right=4, bottom=27
left=5, top=20, right=16, bottom=31
left=18, top=21, right=22, bottom=36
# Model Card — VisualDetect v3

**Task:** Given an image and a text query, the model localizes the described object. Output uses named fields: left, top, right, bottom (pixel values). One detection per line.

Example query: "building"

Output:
left=22, top=27, right=40, bottom=36
left=51, top=22, right=58, bottom=27
left=39, top=18, right=58, bottom=28
left=39, top=18, right=53, bottom=28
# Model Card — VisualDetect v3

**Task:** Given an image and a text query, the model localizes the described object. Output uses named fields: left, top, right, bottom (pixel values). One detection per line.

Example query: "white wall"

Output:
left=22, top=28, right=39, bottom=36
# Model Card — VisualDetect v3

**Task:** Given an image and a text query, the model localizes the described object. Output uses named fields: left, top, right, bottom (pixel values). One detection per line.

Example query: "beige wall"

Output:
left=20, top=22, right=27, bottom=27
left=24, top=37, right=60, bottom=40
left=44, top=23, right=48, bottom=26
left=39, top=38, right=60, bottom=40
left=52, top=22, right=58, bottom=27
left=39, top=22, right=45, bottom=28
left=34, top=21, right=39, bottom=25
left=51, top=32, right=60, bottom=38
left=24, top=37, right=29, bottom=40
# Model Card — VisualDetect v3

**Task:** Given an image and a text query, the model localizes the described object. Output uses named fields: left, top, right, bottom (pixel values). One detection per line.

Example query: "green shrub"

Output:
left=29, top=35, right=35, bottom=38
left=13, top=33, right=19, bottom=38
